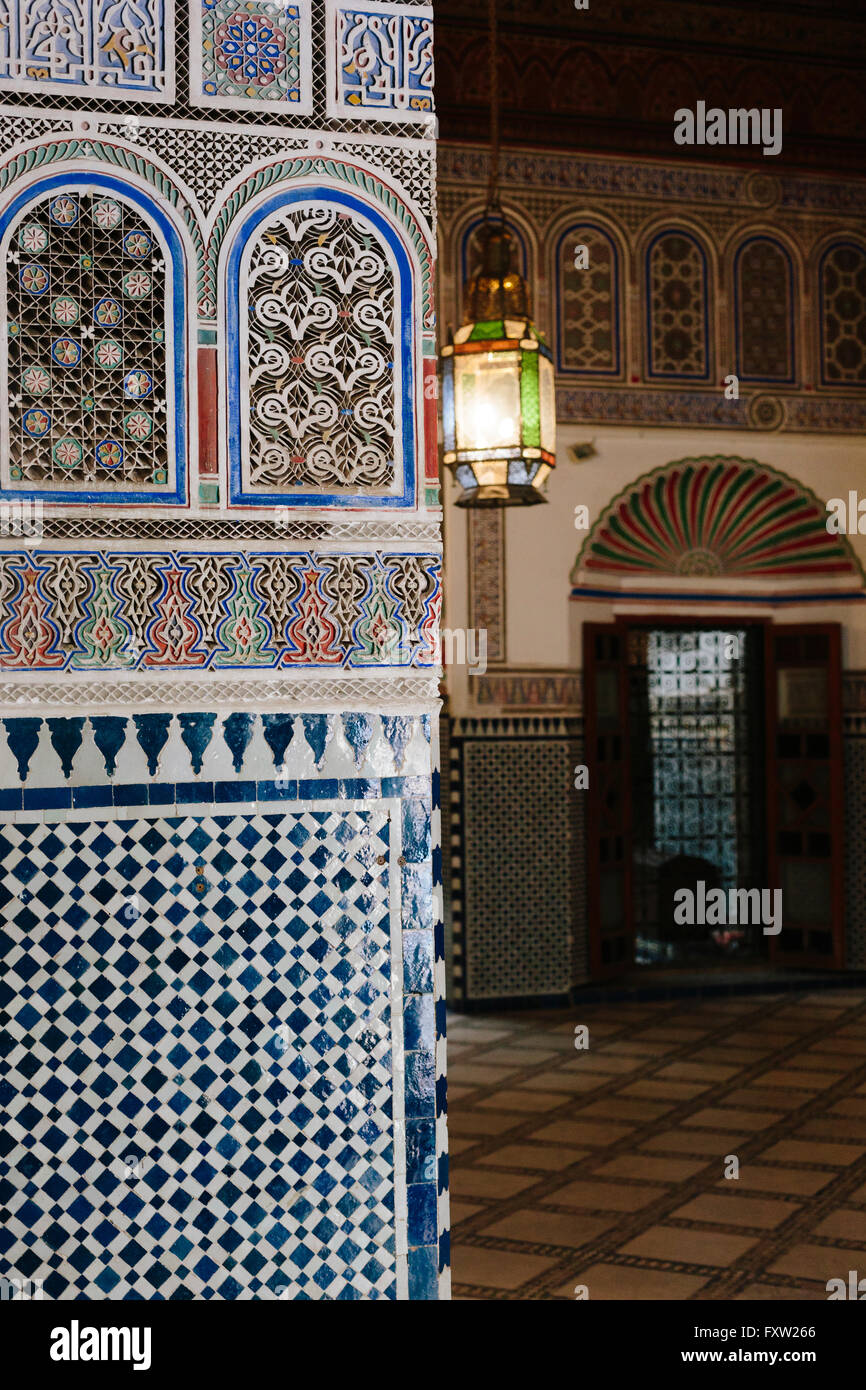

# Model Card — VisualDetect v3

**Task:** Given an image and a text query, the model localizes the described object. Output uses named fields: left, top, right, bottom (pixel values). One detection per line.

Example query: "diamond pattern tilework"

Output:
left=0, top=810, right=406, bottom=1300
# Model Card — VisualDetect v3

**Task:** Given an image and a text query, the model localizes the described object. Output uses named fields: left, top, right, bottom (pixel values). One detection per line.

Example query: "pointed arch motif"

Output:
left=572, top=457, right=864, bottom=585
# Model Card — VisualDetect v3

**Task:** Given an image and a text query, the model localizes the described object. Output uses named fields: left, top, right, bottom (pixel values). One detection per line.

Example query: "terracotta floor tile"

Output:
left=849, top=1182, right=866, bottom=1202
left=484, top=1143, right=589, bottom=1172
left=447, top=1084, right=478, bottom=1102
left=796, top=1116, right=866, bottom=1141
left=767, top=1243, right=866, bottom=1282
left=450, top=1168, right=541, bottom=1199
left=516, top=1070, right=606, bottom=1094
left=717, top=1166, right=834, bottom=1196
left=448, top=1137, right=481, bottom=1156
left=581, top=1097, right=674, bottom=1122
left=477, top=1088, right=572, bottom=1113
left=724, top=1088, right=810, bottom=1112
left=451, top=1245, right=557, bottom=1291
left=479, top=1208, right=615, bottom=1247
left=562, top=1263, right=709, bottom=1300
left=550, top=1179, right=668, bottom=1212
left=692, top=1048, right=761, bottom=1067
left=448, top=1063, right=521, bottom=1086
left=595, top=1153, right=707, bottom=1182
left=450, top=1199, right=484, bottom=1224
left=830, top=1098, right=866, bottom=1119
left=759, top=1139, right=865, bottom=1165
left=751, top=1070, right=823, bottom=1091
left=658, top=1061, right=740, bottom=1082
left=529, top=1119, right=633, bottom=1148
left=811, top=1208, right=866, bottom=1242
left=682, top=1106, right=784, bottom=1131
left=670, top=1192, right=799, bottom=1229
left=620, top=1079, right=710, bottom=1101
left=641, top=1129, right=748, bottom=1156
left=735, top=1283, right=827, bottom=1301
left=619, top=1225, right=759, bottom=1267
left=559, top=1055, right=644, bottom=1075
left=447, top=1110, right=524, bottom=1137
left=485, top=1047, right=560, bottom=1066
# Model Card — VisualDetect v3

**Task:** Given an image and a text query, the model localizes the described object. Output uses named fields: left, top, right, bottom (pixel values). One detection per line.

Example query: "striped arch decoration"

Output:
left=572, top=456, right=864, bottom=585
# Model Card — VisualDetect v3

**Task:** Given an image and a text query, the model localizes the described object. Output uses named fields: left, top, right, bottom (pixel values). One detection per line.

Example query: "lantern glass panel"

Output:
left=454, top=349, right=522, bottom=454
left=539, top=353, right=556, bottom=454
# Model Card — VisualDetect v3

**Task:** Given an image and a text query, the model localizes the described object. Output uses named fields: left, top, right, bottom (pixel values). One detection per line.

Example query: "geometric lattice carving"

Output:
left=0, top=0, right=171, bottom=100
left=557, top=223, right=620, bottom=375
left=647, top=231, right=709, bottom=379
left=574, top=456, right=864, bottom=582
left=244, top=203, right=397, bottom=494
left=821, top=242, right=866, bottom=385
left=735, top=237, right=793, bottom=383
left=3, top=189, right=172, bottom=493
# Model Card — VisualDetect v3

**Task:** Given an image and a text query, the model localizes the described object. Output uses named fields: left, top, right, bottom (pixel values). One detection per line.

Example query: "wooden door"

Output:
left=584, top=623, right=634, bottom=977
left=764, top=623, right=845, bottom=968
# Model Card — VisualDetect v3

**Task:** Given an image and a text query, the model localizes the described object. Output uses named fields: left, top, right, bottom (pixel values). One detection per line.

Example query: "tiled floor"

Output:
left=446, top=990, right=866, bottom=1300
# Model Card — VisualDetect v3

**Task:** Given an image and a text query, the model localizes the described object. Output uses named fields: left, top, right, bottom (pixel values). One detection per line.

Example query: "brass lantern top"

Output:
left=464, top=215, right=531, bottom=324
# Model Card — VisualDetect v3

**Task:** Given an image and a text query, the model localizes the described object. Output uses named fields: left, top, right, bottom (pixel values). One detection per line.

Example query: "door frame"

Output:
left=584, top=613, right=846, bottom=976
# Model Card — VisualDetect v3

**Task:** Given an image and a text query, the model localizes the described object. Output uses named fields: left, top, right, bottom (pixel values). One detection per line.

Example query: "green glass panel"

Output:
left=468, top=320, right=507, bottom=341
left=520, top=346, right=540, bottom=447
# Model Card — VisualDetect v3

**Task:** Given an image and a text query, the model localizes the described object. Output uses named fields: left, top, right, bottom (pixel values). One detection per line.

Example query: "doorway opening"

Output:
left=584, top=619, right=845, bottom=980
left=629, top=625, right=766, bottom=966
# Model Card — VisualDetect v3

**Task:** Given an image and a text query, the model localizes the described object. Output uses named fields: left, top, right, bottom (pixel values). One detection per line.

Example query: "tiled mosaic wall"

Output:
left=0, top=1, right=446, bottom=1302
left=448, top=716, right=587, bottom=1007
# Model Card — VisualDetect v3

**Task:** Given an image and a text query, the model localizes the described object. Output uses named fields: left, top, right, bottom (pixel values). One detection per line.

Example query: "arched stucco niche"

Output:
left=567, top=454, right=866, bottom=675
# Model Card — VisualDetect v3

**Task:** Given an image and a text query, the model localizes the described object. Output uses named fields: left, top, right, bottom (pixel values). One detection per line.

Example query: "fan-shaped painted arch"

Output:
left=572, top=457, right=863, bottom=583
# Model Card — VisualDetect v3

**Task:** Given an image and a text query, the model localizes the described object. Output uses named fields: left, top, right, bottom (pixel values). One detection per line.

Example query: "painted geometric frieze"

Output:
left=820, top=241, right=866, bottom=386
left=572, top=457, right=864, bottom=583
left=0, top=549, right=441, bottom=670
left=327, top=0, right=434, bottom=123
left=191, top=0, right=313, bottom=114
left=0, top=709, right=434, bottom=788
left=245, top=203, right=396, bottom=495
left=0, top=0, right=173, bottom=101
left=0, top=808, right=409, bottom=1299
left=3, top=188, right=174, bottom=499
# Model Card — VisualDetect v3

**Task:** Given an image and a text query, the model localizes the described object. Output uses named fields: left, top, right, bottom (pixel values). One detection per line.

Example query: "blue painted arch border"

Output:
left=0, top=170, right=188, bottom=505
left=226, top=186, right=416, bottom=509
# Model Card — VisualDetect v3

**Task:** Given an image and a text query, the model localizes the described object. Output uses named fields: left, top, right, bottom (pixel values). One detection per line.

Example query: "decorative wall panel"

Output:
left=440, top=144, right=866, bottom=433
left=820, top=241, right=866, bottom=386
left=1, top=808, right=405, bottom=1300
left=193, top=0, right=313, bottom=113
left=0, top=0, right=173, bottom=102
left=572, top=457, right=864, bottom=585
left=226, top=185, right=419, bottom=507
left=245, top=202, right=396, bottom=495
left=448, top=717, right=586, bottom=1004
left=0, top=550, right=441, bottom=670
left=4, top=187, right=170, bottom=493
left=555, top=222, right=621, bottom=376
left=734, top=236, right=795, bottom=384
left=327, top=0, right=434, bottom=123
left=646, top=230, right=709, bottom=380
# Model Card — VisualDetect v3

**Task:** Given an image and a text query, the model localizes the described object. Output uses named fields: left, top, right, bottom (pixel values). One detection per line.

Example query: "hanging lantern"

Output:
left=440, top=213, right=556, bottom=506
